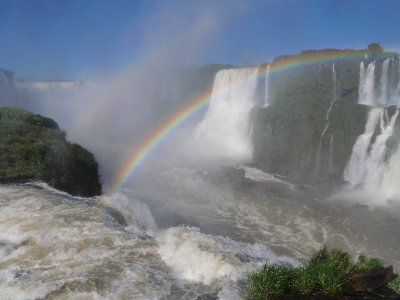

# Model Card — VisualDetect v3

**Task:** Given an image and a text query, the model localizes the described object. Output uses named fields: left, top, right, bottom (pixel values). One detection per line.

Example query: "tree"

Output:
left=368, top=43, right=383, bottom=53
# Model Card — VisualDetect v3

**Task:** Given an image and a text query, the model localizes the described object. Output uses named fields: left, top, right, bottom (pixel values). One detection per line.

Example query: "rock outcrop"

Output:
left=0, top=107, right=102, bottom=197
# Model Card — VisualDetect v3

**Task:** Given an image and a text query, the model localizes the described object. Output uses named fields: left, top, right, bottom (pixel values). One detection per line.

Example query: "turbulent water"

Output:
left=2, top=167, right=400, bottom=299
left=0, top=181, right=301, bottom=299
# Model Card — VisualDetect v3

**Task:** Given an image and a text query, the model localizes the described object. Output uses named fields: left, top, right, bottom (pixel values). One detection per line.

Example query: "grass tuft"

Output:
left=246, top=264, right=296, bottom=299
left=245, top=247, right=395, bottom=299
left=389, top=277, right=400, bottom=293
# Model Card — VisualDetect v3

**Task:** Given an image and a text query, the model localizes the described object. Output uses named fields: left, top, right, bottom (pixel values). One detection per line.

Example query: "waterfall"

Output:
left=329, top=134, right=334, bottom=173
left=396, top=56, right=400, bottom=105
left=363, top=109, right=399, bottom=190
left=382, top=144, right=400, bottom=200
left=315, top=64, right=337, bottom=172
left=262, top=64, right=270, bottom=107
left=358, top=61, right=376, bottom=106
left=358, top=58, right=398, bottom=107
left=343, top=107, right=381, bottom=185
left=14, top=80, right=92, bottom=96
left=332, top=63, right=337, bottom=102
left=344, top=57, right=400, bottom=201
left=379, top=58, right=391, bottom=106
left=194, top=67, right=260, bottom=161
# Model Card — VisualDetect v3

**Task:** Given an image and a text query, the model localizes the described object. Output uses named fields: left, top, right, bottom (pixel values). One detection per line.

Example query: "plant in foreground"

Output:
left=245, top=247, right=397, bottom=299
left=389, top=277, right=400, bottom=293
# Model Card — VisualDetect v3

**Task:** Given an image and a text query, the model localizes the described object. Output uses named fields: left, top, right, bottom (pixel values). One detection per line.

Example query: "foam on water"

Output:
left=1, top=183, right=310, bottom=299
left=156, top=226, right=299, bottom=286
left=101, top=192, right=158, bottom=236
left=241, top=166, right=295, bottom=189
left=0, top=185, right=173, bottom=299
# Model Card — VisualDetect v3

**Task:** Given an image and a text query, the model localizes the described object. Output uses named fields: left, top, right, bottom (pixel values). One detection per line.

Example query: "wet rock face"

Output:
left=252, top=48, right=399, bottom=186
left=104, top=206, right=127, bottom=227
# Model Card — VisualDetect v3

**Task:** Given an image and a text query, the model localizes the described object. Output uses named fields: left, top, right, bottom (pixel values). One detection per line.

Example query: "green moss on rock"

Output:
left=0, top=107, right=102, bottom=197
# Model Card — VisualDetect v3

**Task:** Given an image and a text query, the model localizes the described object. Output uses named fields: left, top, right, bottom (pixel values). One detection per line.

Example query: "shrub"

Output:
left=0, top=107, right=101, bottom=196
left=245, top=247, right=393, bottom=299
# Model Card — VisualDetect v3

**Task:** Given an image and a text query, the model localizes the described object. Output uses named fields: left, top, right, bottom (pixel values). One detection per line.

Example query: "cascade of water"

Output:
left=343, top=108, right=381, bottom=185
left=358, top=62, right=376, bottom=106
left=194, top=67, right=260, bottom=161
left=329, top=134, right=334, bottom=173
left=359, top=62, right=365, bottom=95
left=363, top=109, right=399, bottom=190
left=262, top=65, right=270, bottom=107
left=391, top=56, right=400, bottom=107
left=397, top=56, right=400, bottom=105
left=381, top=143, right=400, bottom=200
left=345, top=57, right=400, bottom=202
left=315, top=64, right=337, bottom=172
left=379, top=58, right=391, bottom=106
left=15, top=80, right=91, bottom=95
left=332, top=63, right=337, bottom=102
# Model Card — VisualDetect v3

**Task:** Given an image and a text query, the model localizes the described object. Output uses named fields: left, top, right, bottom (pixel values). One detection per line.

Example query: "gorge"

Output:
left=0, top=45, right=400, bottom=299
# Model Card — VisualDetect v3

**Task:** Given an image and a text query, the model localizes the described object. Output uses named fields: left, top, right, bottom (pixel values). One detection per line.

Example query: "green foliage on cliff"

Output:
left=0, top=107, right=102, bottom=197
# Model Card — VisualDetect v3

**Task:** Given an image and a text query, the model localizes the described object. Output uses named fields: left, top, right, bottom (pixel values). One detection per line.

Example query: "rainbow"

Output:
left=107, top=87, right=213, bottom=194
left=107, top=49, right=369, bottom=194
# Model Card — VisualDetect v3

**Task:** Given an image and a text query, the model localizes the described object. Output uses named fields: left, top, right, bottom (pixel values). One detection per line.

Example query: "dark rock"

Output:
left=104, top=206, right=127, bottom=227
left=346, top=266, right=398, bottom=295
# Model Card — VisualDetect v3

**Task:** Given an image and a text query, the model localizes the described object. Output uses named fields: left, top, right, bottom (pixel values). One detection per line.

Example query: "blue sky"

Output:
left=1, top=0, right=399, bottom=80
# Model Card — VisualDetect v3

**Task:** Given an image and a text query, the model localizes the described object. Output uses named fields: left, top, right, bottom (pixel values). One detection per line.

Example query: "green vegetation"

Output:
left=245, top=247, right=397, bottom=299
left=368, top=42, right=384, bottom=53
left=0, top=107, right=101, bottom=197
left=389, top=277, right=400, bottom=293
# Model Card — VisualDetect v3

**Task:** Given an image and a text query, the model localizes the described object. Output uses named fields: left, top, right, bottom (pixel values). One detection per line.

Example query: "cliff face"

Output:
left=0, top=107, right=102, bottom=197
left=252, top=47, right=400, bottom=184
